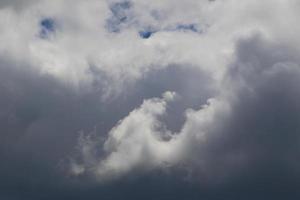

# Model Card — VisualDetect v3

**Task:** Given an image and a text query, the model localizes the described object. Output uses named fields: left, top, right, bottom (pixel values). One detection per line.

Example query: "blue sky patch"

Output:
left=139, top=30, right=154, bottom=39
left=175, top=24, right=199, bottom=33
left=39, top=18, right=56, bottom=38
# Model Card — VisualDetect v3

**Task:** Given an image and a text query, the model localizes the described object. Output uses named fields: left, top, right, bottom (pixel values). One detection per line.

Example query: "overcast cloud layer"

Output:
left=1, top=0, right=300, bottom=199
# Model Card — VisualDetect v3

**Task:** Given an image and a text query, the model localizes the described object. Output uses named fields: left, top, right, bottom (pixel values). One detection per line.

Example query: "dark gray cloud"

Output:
left=3, top=34, right=300, bottom=200
left=0, top=56, right=215, bottom=199
left=176, top=35, right=300, bottom=190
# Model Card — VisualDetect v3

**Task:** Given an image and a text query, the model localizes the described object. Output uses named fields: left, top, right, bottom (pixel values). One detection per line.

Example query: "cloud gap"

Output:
left=39, top=18, right=56, bottom=39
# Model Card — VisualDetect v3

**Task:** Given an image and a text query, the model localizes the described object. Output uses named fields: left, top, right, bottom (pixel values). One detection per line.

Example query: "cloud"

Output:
left=95, top=92, right=178, bottom=178
left=1, top=0, right=300, bottom=199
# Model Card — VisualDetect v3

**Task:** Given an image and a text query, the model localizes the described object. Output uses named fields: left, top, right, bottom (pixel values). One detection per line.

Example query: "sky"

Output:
left=1, top=0, right=300, bottom=199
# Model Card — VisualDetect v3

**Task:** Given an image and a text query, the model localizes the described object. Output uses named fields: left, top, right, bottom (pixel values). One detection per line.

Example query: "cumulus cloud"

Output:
left=73, top=90, right=231, bottom=180
left=95, top=92, right=179, bottom=178
left=2, top=0, right=300, bottom=199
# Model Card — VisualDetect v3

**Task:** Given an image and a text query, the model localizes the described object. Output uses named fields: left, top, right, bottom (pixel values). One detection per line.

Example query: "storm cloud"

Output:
left=1, top=0, right=300, bottom=199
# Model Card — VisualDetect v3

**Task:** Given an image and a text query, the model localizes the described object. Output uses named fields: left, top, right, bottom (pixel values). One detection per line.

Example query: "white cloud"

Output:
left=73, top=92, right=180, bottom=179
left=1, top=0, right=288, bottom=94
left=72, top=90, right=230, bottom=180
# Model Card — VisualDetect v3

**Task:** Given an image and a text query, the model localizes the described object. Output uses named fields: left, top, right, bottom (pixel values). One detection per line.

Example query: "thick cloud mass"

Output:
left=1, top=0, right=300, bottom=199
